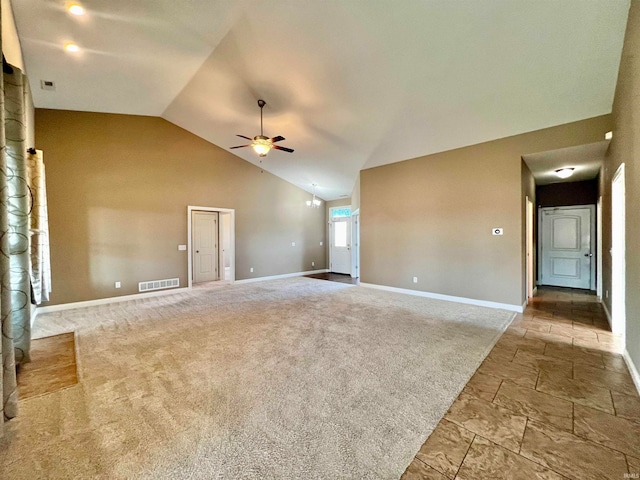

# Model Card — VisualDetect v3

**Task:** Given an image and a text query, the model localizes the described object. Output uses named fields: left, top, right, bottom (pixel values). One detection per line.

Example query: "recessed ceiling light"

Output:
left=64, top=42, right=80, bottom=53
left=555, top=168, right=575, bottom=179
left=605, top=131, right=613, bottom=140
left=67, top=4, right=85, bottom=15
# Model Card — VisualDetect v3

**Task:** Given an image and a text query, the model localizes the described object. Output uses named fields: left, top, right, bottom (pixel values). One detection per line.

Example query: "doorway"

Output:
left=192, top=211, right=219, bottom=283
left=611, top=164, right=626, bottom=336
left=539, top=205, right=595, bottom=290
left=187, top=206, right=235, bottom=287
left=329, top=206, right=351, bottom=275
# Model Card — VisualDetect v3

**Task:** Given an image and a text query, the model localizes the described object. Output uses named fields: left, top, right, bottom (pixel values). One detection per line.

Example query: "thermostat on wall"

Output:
left=492, top=228, right=504, bottom=235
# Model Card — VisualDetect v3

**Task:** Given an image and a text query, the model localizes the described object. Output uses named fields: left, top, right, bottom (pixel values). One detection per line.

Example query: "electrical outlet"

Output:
left=291, top=241, right=296, bottom=247
left=412, top=277, right=418, bottom=283
left=115, top=281, right=121, bottom=288
left=320, top=241, right=323, bottom=246
left=250, top=267, right=254, bottom=273
left=312, top=261, right=315, bottom=267
left=606, top=290, right=609, bottom=298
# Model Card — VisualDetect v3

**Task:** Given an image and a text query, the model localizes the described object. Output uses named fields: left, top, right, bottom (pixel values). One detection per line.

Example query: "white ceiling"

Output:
left=13, top=0, right=630, bottom=200
left=523, top=141, right=610, bottom=186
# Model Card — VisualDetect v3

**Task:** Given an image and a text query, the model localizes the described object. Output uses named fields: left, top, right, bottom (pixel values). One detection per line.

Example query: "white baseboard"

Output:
left=624, top=349, right=640, bottom=396
left=602, top=300, right=612, bottom=328
left=359, top=283, right=524, bottom=312
left=37, top=287, right=191, bottom=314
left=532, top=287, right=538, bottom=296
left=235, top=269, right=329, bottom=285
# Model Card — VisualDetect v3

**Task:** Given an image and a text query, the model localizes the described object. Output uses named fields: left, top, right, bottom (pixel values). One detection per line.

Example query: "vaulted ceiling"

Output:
left=13, top=0, right=630, bottom=200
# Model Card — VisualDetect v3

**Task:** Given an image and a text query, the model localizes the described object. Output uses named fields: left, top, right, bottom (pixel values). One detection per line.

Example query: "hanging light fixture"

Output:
left=555, top=167, right=575, bottom=179
left=306, top=184, right=322, bottom=208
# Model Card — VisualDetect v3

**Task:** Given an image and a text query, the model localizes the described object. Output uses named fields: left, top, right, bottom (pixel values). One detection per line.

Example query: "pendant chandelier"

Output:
left=306, top=184, right=322, bottom=208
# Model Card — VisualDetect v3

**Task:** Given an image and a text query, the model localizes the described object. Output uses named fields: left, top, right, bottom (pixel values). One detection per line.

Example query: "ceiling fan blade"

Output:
left=236, top=134, right=253, bottom=141
left=273, top=145, right=294, bottom=153
left=270, top=135, right=285, bottom=143
left=230, top=145, right=250, bottom=149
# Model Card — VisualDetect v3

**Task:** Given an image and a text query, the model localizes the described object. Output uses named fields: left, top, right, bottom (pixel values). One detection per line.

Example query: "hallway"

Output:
left=403, top=287, right=639, bottom=480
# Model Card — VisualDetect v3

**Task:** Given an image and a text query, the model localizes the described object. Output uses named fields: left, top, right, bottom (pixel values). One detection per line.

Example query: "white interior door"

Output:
left=540, top=206, right=592, bottom=289
left=611, top=164, right=626, bottom=335
left=331, top=217, right=351, bottom=274
left=193, top=211, right=219, bottom=283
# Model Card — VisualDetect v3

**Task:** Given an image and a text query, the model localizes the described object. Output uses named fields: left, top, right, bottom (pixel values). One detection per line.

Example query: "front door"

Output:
left=330, top=216, right=351, bottom=274
left=193, top=211, right=219, bottom=283
left=540, top=206, right=593, bottom=289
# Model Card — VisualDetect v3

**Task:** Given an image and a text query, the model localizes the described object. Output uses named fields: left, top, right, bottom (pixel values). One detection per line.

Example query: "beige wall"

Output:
left=361, top=115, right=611, bottom=308
left=36, top=109, right=326, bottom=305
left=603, top=0, right=640, bottom=372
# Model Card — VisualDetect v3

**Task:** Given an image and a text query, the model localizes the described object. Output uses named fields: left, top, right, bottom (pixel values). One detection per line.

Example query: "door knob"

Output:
left=584, top=253, right=593, bottom=257
left=196, top=250, right=200, bottom=253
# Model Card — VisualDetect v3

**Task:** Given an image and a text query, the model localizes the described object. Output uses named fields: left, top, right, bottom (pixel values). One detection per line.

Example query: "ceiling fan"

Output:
left=230, top=99, right=294, bottom=158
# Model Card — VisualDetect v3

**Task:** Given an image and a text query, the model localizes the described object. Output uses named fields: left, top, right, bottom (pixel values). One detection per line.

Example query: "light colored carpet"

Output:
left=0, top=277, right=514, bottom=479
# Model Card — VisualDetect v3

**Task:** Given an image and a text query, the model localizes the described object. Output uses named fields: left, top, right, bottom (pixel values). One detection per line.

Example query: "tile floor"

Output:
left=16, top=332, right=78, bottom=399
left=402, top=287, right=640, bottom=480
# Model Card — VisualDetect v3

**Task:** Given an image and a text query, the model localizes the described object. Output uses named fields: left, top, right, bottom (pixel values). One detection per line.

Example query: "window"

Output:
left=334, top=221, right=347, bottom=247
left=331, top=207, right=351, bottom=218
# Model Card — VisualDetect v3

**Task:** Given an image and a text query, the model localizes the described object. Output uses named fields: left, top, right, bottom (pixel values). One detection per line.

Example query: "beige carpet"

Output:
left=0, top=277, right=514, bottom=479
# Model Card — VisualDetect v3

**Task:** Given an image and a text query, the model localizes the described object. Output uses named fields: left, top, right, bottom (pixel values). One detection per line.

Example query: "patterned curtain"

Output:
left=1, top=5, right=39, bottom=431
left=1, top=7, right=19, bottom=427
left=27, top=150, right=51, bottom=304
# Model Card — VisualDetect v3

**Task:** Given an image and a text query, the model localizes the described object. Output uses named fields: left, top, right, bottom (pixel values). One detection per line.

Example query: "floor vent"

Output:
left=138, top=278, right=180, bottom=292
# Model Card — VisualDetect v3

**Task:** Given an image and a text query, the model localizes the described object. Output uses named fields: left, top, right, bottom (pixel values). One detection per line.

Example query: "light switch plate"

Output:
left=320, top=241, right=323, bottom=246
left=178, top=244, right=187, bottom=251
left=291, top=242, right=296, bottom=247
left=492, top=228, right=504, bottom=235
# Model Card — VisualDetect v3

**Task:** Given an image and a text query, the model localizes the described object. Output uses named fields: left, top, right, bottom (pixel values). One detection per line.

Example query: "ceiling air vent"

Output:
left=40, top=80, right=56, bottom=91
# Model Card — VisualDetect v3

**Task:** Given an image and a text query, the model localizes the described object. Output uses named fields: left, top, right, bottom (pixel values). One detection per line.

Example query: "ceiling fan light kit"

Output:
left=230, top=99, right=294, bottom=159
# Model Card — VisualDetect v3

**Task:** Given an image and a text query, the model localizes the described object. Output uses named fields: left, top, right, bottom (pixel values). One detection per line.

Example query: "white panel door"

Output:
left=331, top=217, right=351, bottom=274
left=540, top=207, right=591, bottom=289
left=193, top=211, right=218, bottom=283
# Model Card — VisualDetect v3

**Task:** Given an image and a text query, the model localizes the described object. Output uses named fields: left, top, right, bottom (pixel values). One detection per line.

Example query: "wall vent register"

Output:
left=138, top=278, right=179, bottom=292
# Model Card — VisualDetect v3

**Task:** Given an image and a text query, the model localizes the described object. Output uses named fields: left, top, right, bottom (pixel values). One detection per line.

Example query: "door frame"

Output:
left=525, top=197, right=534, bottom=302
left=329, top=205, right=352, bottom=274
left=351, top=208, right=360, bottom=278
left=611, top=164, right=626, bottom=336
left=597, top=196, right=603, bottom=299
left=187, top=205, right=235, bottom=288
left=537, top=205, right=596, bottom=290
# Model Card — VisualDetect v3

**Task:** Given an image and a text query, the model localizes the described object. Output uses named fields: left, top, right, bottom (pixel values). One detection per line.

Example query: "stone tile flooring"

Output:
left=401, top=287, right=640, bottom=480
left=17, top=332, right=78, bottom=399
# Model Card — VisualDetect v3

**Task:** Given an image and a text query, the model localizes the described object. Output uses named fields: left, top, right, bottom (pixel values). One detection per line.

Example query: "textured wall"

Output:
left=603, top=0, right=640, bottom=374
left=36, top=109, right=326, bottom=305
left=361, top=115, right=611, bottom=308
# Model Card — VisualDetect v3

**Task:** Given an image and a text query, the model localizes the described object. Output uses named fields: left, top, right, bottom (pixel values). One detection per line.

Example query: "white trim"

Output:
left=532, top=287, right=538, bottom=297
left=235, top=269, right=329, bottom=284
left=359, top=283, right=524, bottom=312
left=188, top=206, right=235, bottom=288
left=37, top=287, right=190, bottom=314
left=624, top=349, right=640, bottom=396
left=597, top=195, right=603, bottom=298
left=602, top=299, right=612, bottom=328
